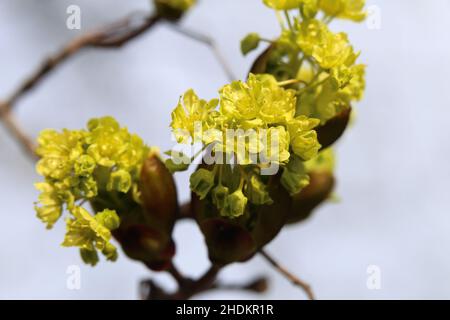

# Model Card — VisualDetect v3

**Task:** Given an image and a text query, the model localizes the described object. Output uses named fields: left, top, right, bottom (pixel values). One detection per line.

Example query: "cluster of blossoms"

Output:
left=243, top=0, right=366, bottom=124
left=169, top=73, right=322, bottom=218
left=33, top=0, right=366, bottom=267
left=169, top=0, right=366, bottom=219
left=34, top=117, right=149, bottom=265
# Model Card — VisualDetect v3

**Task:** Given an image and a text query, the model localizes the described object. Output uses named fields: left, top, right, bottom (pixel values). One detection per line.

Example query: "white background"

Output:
left=1, top=0, right=450, bottom=299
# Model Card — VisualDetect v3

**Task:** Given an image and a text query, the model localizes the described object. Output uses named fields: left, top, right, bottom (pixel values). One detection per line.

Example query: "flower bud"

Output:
left=222, top=189, right=248, bottom=218
left=107, top=170, right=132, bottom=193
left=249, top=176, right=291, bottom=249
left=113, top=224, right=175, bottom=271
left=241, top=33, right=261, bottom=56
left=212, top=184, right=229, bottom=209
left=200, top=218, right=257, bottom=266
left=287, top=171, right=335, bottom=224
left=316, top=108, right=351, bottom=150
left=249, top=45, right=274, bottom=75
left=194, top=174, right=291, bottom=265
left=95, top=209, right=120, bottom=231
left=246, top=175, right=273, bottom=206
left=139, top=151, right=179, bottom=235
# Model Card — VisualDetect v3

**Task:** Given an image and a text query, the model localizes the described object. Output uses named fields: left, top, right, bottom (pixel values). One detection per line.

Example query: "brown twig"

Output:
left=0, top=11, right=238, bottom=162
left=143, top=264, right=268, bottom=300
left=0, top=12, right=161, bottom=116
left=178, top=202, right=194, bottom=220
left=167, top=263, right=187, bottom=287
left=260, top=249, right=315, bottom=300
left=142, top=264, right=222, bottom=300
left=212, top=276, right=269, bottom=294
left=0, top=11, right=162, bottom=161
left=0, top=110, right=38, bottom=160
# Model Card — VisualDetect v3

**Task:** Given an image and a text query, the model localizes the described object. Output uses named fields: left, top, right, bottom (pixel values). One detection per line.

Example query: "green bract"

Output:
left=34, top=117, right=149, bottom=265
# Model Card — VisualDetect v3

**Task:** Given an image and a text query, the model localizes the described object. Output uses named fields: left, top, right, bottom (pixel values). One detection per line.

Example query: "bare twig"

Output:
left=167, top=23, right=237, bottom=82
left=0, top=11, right=162, bottom=161
left=0, top=11, right=238, bottom=163
left=0, top=110, right=38, bottom=160
left=212, top=276, right=269, bottom=294
left=0, top=12, right=161, bottom=117
left=260, top=249, right=315, bottom=300
left=142, top=264, right=222, bottom=300
left=178, top=202, right=194, bottom=220
left=167, top=263, right=187, bottom=287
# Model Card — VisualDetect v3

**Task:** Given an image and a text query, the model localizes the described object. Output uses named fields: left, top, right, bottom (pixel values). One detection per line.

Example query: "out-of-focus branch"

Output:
left=260, top=249, right=315, bottom=300
left=167, top=23, right=237, bottom=82
left=0, top=12, right=161, bottom=117
left=0, top=10, right=238, bottom=163
left=142, top=264, right=222, bottom=300
left=0, top=111, right=38, bottom=160
left=0, top=11, right=162, bottom=161
left=142, top=264, right=268, bottom=300
left=211, top=276, right=269, bottom=294
left=178, top=202, right=194, bottom=220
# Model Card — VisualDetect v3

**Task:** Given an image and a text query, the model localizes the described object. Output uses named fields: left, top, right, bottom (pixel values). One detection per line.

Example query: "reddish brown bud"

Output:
left=316, top=108, right=352, bottom=150
left=249, top=44, right=275, bottom=75
left=113, top=224, right=175, bottom=271
left=287, top=171, right=335, bottom=224
left=90, top=152, right=179, bottom=271
left=250, top=176, right=291, bottom=249
left=139, top=152, right=179, bottom=235
left=193, top=174, right=291, bottom=265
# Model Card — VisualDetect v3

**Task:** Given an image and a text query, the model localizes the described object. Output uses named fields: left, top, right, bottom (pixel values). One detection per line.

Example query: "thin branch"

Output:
left=0, top=110, right=38, bottom=160
left=212, top=276, right=269, bottom=294
left=0, top=11, right=162, bottom=161
left=0, top=11, right=238, bottom=163
left=260, top=249, right=315, bottom=300
left=167, top=23, right=237, bottom=82
left=179, top=264, right=221, bottom=299
left=143, top=264, right=222, bottom=300
left=178, top=202, right=194, bottom=220
left=0, top=12, right=161, bottom=116
left=167, top=263, right=187, bottom=286
left=141, top=276, right=268, bottom=299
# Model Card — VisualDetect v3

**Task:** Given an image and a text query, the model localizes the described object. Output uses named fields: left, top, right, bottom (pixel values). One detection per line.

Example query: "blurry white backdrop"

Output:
left=1, top=0, right=450, bottom=299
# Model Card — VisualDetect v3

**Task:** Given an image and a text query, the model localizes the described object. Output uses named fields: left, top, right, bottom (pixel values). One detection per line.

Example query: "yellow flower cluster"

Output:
left=243, top=0, right=366, bottom=124
left=170, top=74, right=322, bottom=217
left=34, top=117, right=149, bottom=265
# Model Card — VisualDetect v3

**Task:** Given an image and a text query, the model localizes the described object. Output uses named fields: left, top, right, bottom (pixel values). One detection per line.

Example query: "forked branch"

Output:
left=260, top=249, right=315, bottom=300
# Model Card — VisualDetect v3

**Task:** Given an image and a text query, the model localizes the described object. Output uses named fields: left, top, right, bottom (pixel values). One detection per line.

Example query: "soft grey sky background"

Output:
left=0, top=0, right=449, bottom=299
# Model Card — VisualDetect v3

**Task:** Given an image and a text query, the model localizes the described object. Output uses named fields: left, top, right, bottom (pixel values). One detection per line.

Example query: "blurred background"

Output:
left=1, top=0, right=449, bottom=299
